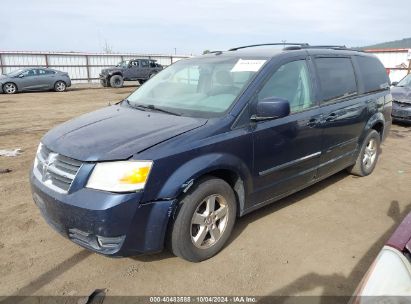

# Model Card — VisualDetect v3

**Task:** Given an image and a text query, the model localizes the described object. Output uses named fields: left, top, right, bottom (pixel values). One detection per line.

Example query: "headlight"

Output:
left=33, top=143, right=42, bottom=168
left=86, top=161, right=153, bottom=192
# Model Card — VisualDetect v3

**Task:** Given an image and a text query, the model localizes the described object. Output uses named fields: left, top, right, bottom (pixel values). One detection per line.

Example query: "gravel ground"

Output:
left=0, top=84, right=410, bottom=298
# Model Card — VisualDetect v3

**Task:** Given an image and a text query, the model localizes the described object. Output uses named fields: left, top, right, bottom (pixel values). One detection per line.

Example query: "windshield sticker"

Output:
left=231, top=59, right=266, bottom=72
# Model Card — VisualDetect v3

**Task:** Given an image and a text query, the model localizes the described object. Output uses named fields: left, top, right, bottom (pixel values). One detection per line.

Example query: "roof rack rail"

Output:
left=207, top=50, right=223, bottom=55
left=228, top=43, right=309, bottom=51
left=303, top=45, right=347, bottom=50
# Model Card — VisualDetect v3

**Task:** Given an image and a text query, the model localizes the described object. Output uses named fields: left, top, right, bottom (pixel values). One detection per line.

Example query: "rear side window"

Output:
left=315, top=57, right=357, bottom=103
left=355, top=56, right=390, bottom=93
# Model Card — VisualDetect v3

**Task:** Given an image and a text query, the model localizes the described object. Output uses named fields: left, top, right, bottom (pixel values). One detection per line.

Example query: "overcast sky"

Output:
left=1, top=0, right=409, bottom=55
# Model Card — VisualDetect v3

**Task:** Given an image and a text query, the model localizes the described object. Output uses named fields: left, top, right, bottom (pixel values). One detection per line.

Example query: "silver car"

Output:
left=0, top=68, right=71, bottom=94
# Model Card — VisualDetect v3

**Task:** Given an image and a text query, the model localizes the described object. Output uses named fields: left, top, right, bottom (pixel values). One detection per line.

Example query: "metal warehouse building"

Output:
left=0, top=51, right=189, bottom=83
left=367, top=48, right=411, bottom=82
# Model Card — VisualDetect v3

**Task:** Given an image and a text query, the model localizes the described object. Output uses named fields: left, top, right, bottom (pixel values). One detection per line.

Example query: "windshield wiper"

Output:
left=132, top=103, right=181, bottom=116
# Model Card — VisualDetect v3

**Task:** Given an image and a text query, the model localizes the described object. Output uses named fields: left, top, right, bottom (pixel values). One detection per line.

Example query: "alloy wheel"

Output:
left=56, top=82, right=66, bottom=92
left=362, top=138, right=377, bottom=169
left=190, top=194, right=229, bottom=249
left=4, top=83, right=16, bottom=94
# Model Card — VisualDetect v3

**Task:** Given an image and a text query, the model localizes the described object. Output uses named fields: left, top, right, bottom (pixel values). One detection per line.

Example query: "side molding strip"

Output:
left=259, top=151, right=322, bottom=176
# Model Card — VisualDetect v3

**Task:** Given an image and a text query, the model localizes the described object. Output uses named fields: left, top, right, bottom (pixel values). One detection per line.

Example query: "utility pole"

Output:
left=407, top=49, right=411, bottom=75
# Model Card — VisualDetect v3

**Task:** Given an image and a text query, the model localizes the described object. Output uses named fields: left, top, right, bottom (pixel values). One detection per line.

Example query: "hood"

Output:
left=391, top=86, right=411, bottom=103
left=42, top=105, right=207, bottom=161
left=101, top=67, right=123, bottom=74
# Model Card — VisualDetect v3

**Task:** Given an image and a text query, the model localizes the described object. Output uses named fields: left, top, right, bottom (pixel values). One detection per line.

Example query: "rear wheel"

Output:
left=109, top=75, right=124, bottom=88
left=3, top=83, right=17, bottom=94
left=347, top=129, right=381, bottom=176
left=54, top=81, right=66, bottom=92
left=170, top=177, right=237, bottom=262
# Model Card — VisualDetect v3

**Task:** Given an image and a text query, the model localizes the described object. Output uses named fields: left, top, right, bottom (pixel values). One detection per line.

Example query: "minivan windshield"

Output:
left=397, top=74, right=411, bottom=88
left=126, top=56, right=267, bottom=117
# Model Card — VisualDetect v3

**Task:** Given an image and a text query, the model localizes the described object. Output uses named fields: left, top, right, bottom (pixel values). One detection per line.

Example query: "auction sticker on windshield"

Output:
left=231, top=59, right=266, bottom=72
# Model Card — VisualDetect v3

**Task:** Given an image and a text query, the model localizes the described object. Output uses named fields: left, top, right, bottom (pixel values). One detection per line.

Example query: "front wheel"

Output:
left=170, top=177, right=237, bottom=262
left=54, top=81, right=66, bottom=92
left=109, top=75, right=124, bottom=88
left=347, top=129, right=381, bottom=176
left=3, top=83, right=17, bottom=94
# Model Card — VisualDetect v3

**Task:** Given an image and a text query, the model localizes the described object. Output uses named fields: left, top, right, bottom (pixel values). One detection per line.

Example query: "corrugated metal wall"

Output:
left=367, top=49, right=410, bottom=82
left=0, top=51, right=190, bottom=83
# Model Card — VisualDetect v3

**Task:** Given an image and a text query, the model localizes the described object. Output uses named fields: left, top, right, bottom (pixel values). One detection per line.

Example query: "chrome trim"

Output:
left=33, top=144, right=82, bottom=193
left=259, top=151, right=321, bottom=176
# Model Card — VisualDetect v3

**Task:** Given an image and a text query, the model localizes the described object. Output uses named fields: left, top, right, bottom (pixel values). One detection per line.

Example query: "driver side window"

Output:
left=258, top=60, right=314, bottom=113
left=21, top=69, right=37, bottom=77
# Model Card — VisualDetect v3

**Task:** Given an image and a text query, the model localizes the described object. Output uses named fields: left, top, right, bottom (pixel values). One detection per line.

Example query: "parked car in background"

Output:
left=99, top=59, right=163, bottom=88
left=30, top=43, right=392, bottom=262
left=391, top=74, right=411, bottom=123
left=351, top=211, right=411, bottom=301
left=0, top=68, right=71, bottom=94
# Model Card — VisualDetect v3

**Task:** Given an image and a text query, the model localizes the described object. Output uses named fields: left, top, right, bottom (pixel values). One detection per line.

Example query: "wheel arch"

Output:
left=109, top=72, right=123, bottom=78
left=54, top=80, right=66, bottom=86
left=154, top=153, right=252, bottom=216
left=362, top=112, right=385, bottom=143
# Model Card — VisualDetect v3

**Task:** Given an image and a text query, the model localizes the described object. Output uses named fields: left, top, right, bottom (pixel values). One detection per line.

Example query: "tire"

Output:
left=170, top=177, right=237, bottom=262
left=3, top=82, right=17, bottom=94
left=138, top=79, right=146, bottom=85
left=347, top=129, right=381, bottom=176
left=100, top=79, right=109, bottom=87
left=109, top=75, right=124, bottom=88
left=54, top=81, right=66, bottom=92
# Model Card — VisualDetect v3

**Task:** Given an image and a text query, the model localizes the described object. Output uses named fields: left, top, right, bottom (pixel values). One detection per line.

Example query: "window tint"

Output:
left=140, top=60, right=149, bottom=67
left=258, top=60, right=314, bottom=113
left=356, top=56, right=390, bottom=93
left=21, top=69, right=37, bottom=77
left=37, top=69, right=47, bottom=75
left=315, top=57, right=357, bottom=102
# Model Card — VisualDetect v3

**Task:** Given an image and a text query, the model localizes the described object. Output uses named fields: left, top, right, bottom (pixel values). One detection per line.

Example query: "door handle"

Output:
left=325, top=113, right=337, bottom=122
left=306, top=118, right=319, bottom=128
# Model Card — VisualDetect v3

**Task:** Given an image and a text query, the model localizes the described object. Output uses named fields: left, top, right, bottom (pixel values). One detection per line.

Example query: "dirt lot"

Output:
left=0, top=85, right=410, bottom=298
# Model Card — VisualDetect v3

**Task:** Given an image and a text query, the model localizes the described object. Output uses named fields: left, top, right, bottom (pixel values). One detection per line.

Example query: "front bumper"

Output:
left=99, top=74, right=109, bottom=83
left=30, top=172, right=175, bottom=257
left=392, top=101, right=411, bottom=123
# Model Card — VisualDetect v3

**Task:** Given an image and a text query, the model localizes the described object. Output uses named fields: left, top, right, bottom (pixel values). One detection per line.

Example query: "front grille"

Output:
left=33, top=144, right=82, bottom=193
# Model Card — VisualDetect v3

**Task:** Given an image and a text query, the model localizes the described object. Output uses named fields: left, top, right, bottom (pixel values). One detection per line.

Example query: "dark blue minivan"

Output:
left=30, top=44, right=392, bottom=262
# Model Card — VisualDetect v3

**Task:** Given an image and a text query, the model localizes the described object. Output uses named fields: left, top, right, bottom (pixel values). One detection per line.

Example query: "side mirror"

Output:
left=18, top=74, right=25, bottom=78
left=251, top=97, right=290, bottom=121
left=391, top=81, right=398, bottom=86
